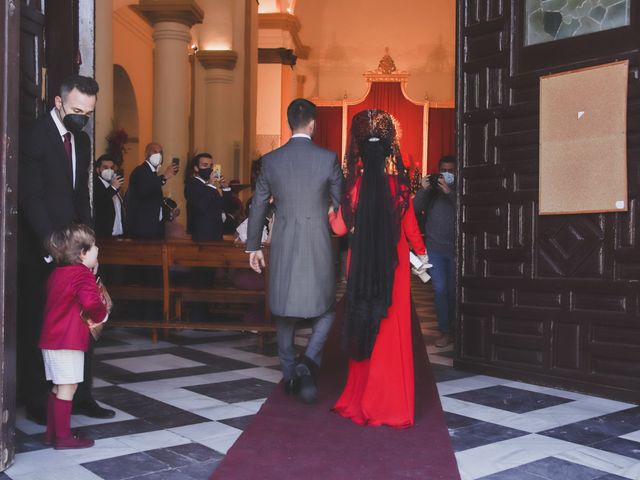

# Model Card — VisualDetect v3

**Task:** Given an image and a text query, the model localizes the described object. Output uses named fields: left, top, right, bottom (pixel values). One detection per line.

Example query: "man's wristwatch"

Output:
left=159, top=175, right=167, bottom=186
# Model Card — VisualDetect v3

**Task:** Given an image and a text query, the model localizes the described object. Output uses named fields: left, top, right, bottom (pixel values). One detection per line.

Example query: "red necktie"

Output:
left=63, top=132, right=74, bottom=188
left=63, top=132, right=72, bottom=168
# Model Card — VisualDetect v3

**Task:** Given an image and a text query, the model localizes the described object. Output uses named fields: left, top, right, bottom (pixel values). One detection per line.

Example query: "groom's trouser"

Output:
left=276, top=307, right=335, bottom=381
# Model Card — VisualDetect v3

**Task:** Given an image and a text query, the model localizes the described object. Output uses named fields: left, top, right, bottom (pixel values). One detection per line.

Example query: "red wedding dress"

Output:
left=330, top=184, right=426, bottom=428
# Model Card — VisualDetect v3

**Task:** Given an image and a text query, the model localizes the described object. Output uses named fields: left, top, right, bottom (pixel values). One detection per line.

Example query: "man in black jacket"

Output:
left=93, top=154, right=124, bottom=238
left=184, top=152, right=232, bottom=241
left=18, top=74, right=115, bottom=423
left=184, top=153, right=232, bottom=321
left=413, top=155, right=457, bottom=348
left=125, top=142, right=178, bottom=239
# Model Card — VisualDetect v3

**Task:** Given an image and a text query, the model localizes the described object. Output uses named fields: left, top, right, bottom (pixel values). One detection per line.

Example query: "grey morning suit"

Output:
left=247, top=136, right=343, bottom=380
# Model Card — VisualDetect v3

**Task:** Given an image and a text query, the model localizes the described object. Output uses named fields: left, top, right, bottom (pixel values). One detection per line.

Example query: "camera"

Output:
left=163, top=197, right=177, bottom=210
left=427, top=173, right=442, bottom=187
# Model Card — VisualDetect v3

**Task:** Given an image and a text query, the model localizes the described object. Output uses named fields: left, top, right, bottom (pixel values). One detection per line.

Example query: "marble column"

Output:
left=257, top=12, right=309, bottom=151
left=197, top=50, right=238, bottom=178
left=94, top=0, right=113, bottom=157
left=134, top=0, right=204, bottom=223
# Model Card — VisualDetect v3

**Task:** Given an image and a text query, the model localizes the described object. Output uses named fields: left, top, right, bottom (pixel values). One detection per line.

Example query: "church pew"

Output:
left=97, top=238, right=273, bottom=347
left=166, top=239, right=273, bottom=349
left=96, top=239, right=169, bottom=342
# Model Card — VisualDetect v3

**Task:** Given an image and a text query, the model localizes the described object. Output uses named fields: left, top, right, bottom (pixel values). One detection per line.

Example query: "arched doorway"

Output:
left=113, top=64, right=139, bottom=182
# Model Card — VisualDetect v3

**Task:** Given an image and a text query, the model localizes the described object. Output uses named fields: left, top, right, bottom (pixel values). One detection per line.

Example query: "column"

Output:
left=197, top=50, right=238, bottom=177
left=256, top=12, right=309, bottom=153
left=257, top=48, right=297, bottom=150
left=134, top=0, right=204, bottom=221
left=94, top=0, right=113, bottom=157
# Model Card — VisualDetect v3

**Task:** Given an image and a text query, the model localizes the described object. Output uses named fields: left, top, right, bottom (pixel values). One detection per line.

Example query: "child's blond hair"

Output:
left=47, top=223, right=96, bottom=265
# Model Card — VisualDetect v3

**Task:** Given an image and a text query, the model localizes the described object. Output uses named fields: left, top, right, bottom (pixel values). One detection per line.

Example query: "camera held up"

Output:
left=427, top=173, right=443, bottom=187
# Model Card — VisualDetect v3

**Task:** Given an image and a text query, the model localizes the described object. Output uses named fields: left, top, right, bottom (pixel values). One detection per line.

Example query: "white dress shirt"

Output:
left=99, top=177, right=124, bottom=236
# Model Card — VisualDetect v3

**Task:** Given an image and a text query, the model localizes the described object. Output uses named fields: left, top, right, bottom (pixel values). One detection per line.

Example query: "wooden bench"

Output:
left=98, top=239, right=169, bottom=342
left=98, top=238, right=273, bottom=346
left=167, top=239, right=269, bottom=320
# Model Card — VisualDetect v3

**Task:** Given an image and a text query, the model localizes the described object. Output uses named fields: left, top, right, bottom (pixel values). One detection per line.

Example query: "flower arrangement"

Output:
left=105, top=127, right=129, bottom=167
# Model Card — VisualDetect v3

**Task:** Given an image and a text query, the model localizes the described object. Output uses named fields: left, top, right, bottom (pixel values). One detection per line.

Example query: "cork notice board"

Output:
left=539, top=60, right=628, bottom=215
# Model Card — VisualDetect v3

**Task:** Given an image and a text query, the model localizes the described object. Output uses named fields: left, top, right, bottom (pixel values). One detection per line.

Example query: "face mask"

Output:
left=60, top=103, right=89, bottom=134
left=100, top=169, right=115, bottom=182
left=198, top=167, right=213, bottom=181
left=149, top=153, right=162, bottom=168
left=62, top=113, right=89, bottom=134
left=442, top=172, right=455, bottom=186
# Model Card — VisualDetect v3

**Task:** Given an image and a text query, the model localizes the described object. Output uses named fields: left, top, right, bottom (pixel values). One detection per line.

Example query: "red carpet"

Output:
left=211, top=301, right=460, bottom=480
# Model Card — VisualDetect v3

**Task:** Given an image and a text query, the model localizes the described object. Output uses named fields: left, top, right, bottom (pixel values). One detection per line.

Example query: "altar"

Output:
left=312, top=51, right=455, bottom=181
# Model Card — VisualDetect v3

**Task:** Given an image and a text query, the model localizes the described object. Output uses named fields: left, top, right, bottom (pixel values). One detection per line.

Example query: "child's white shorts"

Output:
left=42, top=349, right=84, bottom=384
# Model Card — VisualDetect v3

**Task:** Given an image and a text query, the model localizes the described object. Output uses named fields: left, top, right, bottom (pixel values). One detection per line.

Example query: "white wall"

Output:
left=112, top=6, right=154, bottom=178
left=294, top=0, right=455, bottom=102
left=193, top=0, right=248, bottom=181
left=257, top=64, right=282, bottom=135
left=256, top=64, right=283, bottom=154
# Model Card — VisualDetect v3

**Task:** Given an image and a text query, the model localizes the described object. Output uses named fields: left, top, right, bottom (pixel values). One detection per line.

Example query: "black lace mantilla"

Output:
left=342, top=110, right=410, bottom=361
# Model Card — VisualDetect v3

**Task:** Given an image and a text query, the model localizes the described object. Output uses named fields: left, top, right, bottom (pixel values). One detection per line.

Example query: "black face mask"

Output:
left=60, top=103, right=89, bottom=134
left=198, top=168, right=212, bottom=181
left=63, top=114, right=89, bottom=134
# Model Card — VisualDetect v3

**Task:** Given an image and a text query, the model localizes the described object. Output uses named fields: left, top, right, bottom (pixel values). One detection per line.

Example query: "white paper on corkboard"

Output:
left=539, top=60, right=628, bottom=215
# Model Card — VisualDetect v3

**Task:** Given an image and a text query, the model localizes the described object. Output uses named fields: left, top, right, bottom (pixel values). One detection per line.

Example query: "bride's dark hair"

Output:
left=342, top=110, right=410, bottom=360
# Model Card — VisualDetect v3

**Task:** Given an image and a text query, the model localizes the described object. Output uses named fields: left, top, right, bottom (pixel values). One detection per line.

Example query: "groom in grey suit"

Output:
left=247, top=98, right=343, bottom=403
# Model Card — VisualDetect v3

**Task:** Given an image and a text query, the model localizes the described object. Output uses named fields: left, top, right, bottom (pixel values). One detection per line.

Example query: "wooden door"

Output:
left=44, top=0, right=79, bottom=103
left=0, top=0, right=21, bottom=470
left=19, top=0, right=45, bottom=123
left=455, top=0, right=640, bottom=402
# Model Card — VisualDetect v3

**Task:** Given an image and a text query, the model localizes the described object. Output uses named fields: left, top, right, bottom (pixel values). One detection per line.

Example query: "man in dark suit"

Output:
left=184, top=152, right=232, bottom=241
left=247, top=98, right=343, bottom=404
left=18, top=74, right=115, bottom=423
left=124, top=142, right=178, bottom=239
left=183, top=153, right=232, bottom=320
left=93, top=154, right=124, bottom=238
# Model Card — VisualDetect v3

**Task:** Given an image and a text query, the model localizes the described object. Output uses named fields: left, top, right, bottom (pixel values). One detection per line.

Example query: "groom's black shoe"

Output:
left=283, top=376, right=300, bottom=396
left=294, top=355, right=318, bottom=404
left=73, top=398, right=116, bottom=419
left=26, top=405, right=47, bottom=426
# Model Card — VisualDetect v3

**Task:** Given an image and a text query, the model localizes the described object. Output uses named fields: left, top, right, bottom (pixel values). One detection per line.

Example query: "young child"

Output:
left=38, top=224, right=108, bottom=449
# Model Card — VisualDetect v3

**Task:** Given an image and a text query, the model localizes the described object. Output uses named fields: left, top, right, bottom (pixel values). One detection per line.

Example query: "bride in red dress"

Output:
left=330, top=110, right=427, bottom=428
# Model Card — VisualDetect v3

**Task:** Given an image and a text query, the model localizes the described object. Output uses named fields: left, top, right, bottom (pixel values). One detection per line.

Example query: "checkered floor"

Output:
left=5, top=280, right=640, bottom=479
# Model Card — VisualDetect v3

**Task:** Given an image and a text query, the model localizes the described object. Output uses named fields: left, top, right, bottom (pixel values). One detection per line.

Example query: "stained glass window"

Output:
left=525, top=0, right=630, bottom=46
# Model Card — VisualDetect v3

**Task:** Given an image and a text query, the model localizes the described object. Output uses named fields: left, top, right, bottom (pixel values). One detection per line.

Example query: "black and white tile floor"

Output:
left=5, top=281, right=640, bottom=479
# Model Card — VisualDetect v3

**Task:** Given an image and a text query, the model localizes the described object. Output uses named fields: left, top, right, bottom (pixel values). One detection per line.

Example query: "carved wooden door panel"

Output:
left=456, top=0, right=640, bottom=401
left=0, top=0, right=22, bottom=471
left=20, top=0, right=45, bottom=124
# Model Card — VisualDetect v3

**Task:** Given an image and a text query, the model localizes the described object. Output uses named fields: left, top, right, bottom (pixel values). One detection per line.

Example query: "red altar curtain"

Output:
left=314, top=106, right=343, bottom=159
left=427, top=108, right=456, bottom=173
left=346, top=82, right=424, bottom=169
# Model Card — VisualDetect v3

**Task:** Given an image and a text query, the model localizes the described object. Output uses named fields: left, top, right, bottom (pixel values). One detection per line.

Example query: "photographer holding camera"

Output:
left=124, top=142, right=180, bottom=239
left=413, top=155, right=456, bottom=348
left=184, top=152, right=232, bottom=242
left=94, top=154, right=125, bottom=238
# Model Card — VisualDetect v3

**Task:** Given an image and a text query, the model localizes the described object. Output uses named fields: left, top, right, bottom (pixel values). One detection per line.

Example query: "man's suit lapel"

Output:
left=44, top=114, right=74, bottom=188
